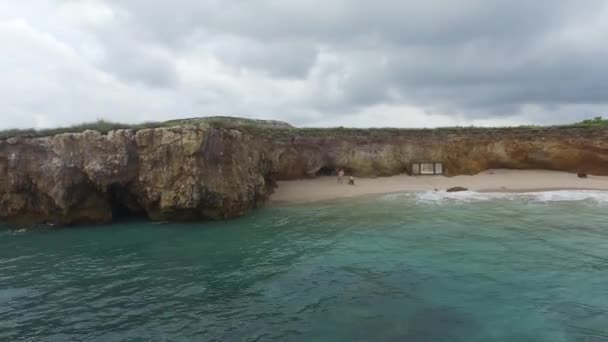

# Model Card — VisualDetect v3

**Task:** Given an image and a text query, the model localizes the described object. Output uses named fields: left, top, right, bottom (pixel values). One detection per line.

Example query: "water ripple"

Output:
left=2, top=196, right=608, bottom=341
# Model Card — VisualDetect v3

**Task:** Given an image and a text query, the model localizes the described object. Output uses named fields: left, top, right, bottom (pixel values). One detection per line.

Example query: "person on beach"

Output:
left=338, top=169, right=345, bottom=184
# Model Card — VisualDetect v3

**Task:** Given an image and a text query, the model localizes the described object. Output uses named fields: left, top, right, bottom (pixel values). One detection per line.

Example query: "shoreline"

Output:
left=268, top=170, right=608, bottom=205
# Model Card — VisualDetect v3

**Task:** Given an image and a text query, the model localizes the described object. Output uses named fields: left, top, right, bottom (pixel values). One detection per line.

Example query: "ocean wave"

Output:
left=382, top=190, right=608, bottom=204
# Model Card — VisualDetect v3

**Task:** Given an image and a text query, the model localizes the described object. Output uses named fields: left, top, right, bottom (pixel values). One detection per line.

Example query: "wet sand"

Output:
left=268, top=169, right=608, bottom=205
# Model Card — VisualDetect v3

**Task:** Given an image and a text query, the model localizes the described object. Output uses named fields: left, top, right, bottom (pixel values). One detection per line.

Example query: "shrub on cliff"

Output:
left=577, top=116, right=607, bottom=127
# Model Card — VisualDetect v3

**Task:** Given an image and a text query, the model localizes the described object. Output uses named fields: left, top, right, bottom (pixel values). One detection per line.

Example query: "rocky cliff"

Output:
left=265, top=126, right=608, bottom=179
left=1, top=123, right=607, bottom=225
left=0, top=127, right=272, bottom=225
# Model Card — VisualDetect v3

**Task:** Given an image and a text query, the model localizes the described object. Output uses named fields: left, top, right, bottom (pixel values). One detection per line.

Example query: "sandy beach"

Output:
left=268, top=169, right=608, bottom=205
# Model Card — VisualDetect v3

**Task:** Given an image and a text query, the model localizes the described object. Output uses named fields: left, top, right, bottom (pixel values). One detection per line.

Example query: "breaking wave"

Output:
left=382, top=190, right=608, bottom=204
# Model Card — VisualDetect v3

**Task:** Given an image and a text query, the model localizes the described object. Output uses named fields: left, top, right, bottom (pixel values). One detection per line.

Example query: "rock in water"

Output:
left=446, top=187, right=469, bottom=193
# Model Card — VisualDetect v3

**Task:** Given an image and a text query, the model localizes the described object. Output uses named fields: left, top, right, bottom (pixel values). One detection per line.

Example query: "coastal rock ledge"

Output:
left=1, top=125, right=608, bottom=225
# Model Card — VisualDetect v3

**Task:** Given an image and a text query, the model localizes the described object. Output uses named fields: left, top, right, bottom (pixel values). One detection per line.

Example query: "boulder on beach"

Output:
left=446, top=186, right=468, bottom=192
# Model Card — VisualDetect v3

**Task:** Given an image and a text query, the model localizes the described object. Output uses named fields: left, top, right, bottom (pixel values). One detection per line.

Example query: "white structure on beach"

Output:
left=411, top=162, right=444, bottom=175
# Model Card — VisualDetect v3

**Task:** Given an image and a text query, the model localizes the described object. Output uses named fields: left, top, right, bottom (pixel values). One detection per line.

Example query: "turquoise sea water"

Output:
left=1, top=191, right=608, bottom=341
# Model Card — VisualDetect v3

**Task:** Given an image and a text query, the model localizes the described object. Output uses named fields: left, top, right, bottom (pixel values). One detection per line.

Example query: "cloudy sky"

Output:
left=1, top=1, right=607, bottom=129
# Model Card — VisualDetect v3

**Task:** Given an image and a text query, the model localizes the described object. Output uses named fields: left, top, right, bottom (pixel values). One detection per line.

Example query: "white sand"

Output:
left=268, top=169, right=608, bottom=205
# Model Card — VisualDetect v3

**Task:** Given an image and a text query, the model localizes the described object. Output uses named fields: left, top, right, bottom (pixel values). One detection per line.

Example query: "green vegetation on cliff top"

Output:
left=1, top=116, right=607, bottom=140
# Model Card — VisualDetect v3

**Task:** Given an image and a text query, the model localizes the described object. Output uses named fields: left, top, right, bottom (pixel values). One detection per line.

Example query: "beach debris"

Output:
left=446, top=186, right=468, bottom=192
left=578, top=172, right=588, bottom=178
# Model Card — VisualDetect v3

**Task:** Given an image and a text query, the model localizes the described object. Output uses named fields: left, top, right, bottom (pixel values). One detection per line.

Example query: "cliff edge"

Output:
left=1, top=121, right=607, bottom=225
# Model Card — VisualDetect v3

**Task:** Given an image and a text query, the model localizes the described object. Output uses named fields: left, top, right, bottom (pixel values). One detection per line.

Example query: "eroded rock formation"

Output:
left=0, top=127, right=272, bottom=225
left=266, top=127, right=608, bottom=179
left=1, top=124, right=607, bottom=225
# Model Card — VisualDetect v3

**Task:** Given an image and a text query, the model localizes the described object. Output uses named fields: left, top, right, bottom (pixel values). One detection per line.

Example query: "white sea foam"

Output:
left=382, top=190, right=608, bottom=204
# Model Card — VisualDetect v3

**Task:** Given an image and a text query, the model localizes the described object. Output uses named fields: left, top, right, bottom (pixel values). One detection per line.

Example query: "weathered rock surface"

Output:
left=264, top=127, right=608, bottom=179
left=0, top=127, right=272, bottom=225
left=1, top=125, right=608, bottom=225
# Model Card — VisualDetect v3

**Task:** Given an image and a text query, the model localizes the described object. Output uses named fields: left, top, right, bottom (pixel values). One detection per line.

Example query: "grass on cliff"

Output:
left=0, top=120, right=170, bottom=140
left=1, top=116, right=607, bottom=140
left=0, top=116, right=294, bottom=139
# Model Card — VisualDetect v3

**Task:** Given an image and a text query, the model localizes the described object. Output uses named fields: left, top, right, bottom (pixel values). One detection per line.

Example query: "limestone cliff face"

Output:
left=265, top=127, right=608, bottom=179
left=0, top=127, right=272, bottom=225
left=1, top=125, right=607, bottom=225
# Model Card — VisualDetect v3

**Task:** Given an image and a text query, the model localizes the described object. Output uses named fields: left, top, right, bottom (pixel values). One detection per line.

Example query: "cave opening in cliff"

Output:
left=315, top=166, right=356, bottom=177
left=315, top=166, right=335, bottom=177
left=107, top=184, right=146, bottom=220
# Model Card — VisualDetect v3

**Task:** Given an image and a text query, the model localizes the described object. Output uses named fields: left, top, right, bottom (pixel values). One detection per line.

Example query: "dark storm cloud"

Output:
left=1, top=0, right=607, bottom=129
left=108, top=0, right=580, bottom=45
left=100, top=0, right=608, bottom=115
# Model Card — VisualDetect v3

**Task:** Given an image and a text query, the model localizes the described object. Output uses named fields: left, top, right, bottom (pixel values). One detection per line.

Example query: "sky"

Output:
left=1, top=0, right=607, bottom=129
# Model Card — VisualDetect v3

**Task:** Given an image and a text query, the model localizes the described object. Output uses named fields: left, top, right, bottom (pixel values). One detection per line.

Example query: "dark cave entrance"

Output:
left=314, top=166, right=356, bottom=177
left=315, top=166, right=336, bottom=177
left=107, top=184, right=146, bottom=220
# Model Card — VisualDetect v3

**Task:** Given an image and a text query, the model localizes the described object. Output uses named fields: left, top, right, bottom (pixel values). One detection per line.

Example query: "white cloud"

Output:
left=59, top=0, right=117, bottom=28
left=0, top=1, right=607, bottom=130
left=303, top=104, right=531, bottom=128
left=0, top=16, right=182, bottom=128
